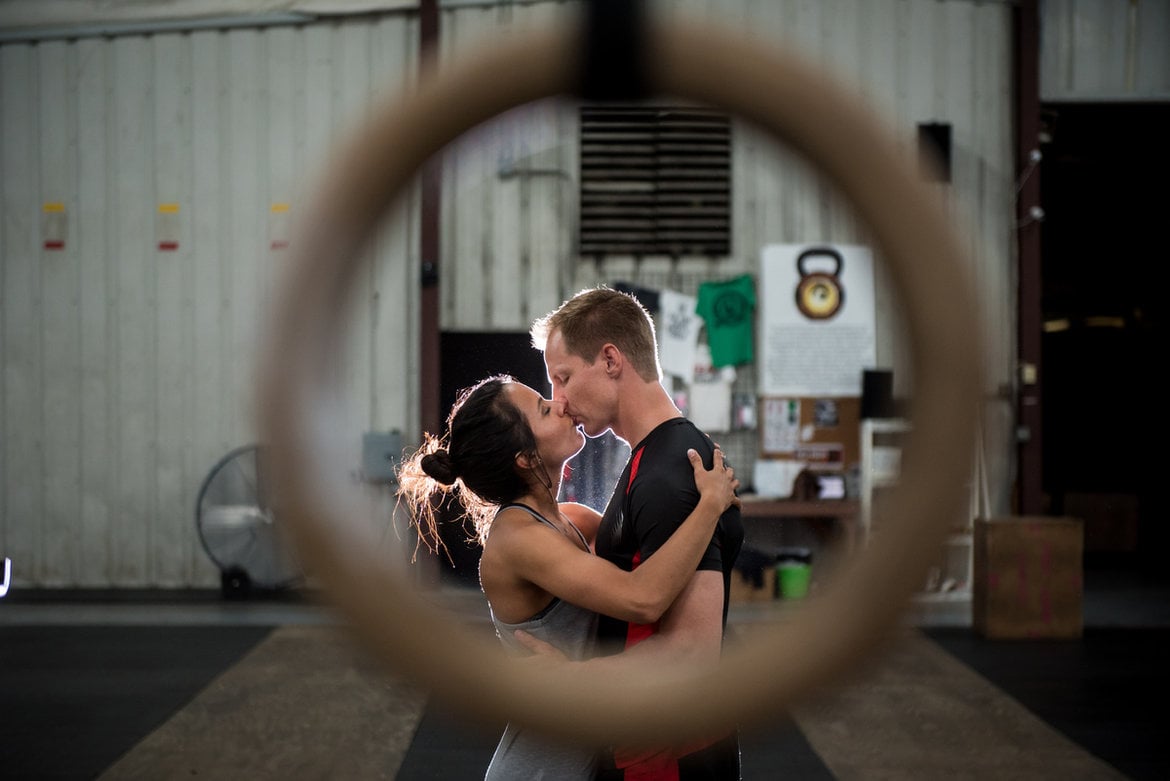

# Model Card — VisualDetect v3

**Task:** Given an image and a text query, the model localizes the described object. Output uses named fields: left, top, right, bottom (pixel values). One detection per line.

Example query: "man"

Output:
left=529, top=286, right=744, bottom=780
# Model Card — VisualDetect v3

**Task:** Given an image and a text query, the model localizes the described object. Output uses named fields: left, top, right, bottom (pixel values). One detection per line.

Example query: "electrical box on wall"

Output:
left=362, top=430, right=403, bottom=484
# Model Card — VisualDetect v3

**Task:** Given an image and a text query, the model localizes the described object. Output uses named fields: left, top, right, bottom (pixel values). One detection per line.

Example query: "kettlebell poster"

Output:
left=758, top=243, right=875, bottom=397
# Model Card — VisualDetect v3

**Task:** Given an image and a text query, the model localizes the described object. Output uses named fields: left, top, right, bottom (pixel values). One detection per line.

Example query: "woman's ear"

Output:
left=514, top=451, right=535, bottom=471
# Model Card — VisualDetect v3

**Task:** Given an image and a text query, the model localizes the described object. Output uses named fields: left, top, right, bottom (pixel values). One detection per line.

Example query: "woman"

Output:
left=397, top=374, right=739, bottom=780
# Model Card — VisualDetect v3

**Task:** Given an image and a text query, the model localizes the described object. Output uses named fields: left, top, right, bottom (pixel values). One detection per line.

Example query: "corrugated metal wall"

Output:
left=1, top=0, right=1018, bottom=587
left=435, top=0, right=1017, bottom=535
left=1041, top=0, right=1170, bottom=101
left=1, top=15, right=420, bottom=586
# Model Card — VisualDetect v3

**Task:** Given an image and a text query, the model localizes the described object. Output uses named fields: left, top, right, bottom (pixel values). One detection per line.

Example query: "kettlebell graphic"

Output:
left=795, top=246, right=845, bottom=320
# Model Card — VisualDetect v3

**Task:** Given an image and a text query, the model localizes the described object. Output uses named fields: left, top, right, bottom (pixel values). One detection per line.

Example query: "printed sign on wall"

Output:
left=758, top=243, right=876, bottom=397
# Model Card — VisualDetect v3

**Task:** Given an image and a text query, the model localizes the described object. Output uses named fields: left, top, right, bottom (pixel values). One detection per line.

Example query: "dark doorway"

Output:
left=434, top=331, right=551, bottom=586
left=1038, top=103, right=1170, bottom=570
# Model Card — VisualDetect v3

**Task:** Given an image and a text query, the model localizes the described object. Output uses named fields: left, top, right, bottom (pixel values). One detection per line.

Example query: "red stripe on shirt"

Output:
left=624, top=550, right=659, bottom=649
left=624, top=448, right=656, bottom=647
left=626, top=446, right=645, bottom=494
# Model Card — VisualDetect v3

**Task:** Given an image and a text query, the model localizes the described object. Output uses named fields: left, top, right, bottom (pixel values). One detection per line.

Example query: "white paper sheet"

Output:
left=658, top=289, right=702, bottom=381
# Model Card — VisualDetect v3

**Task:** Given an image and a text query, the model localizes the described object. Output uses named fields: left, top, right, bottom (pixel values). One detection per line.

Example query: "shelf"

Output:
left=739, top=498, right=859, bottom=519
left=859, top=418, right=911, bottom=542
left=913, top=589, right=972, bottom=603
left=860, top=417, right=974, bottom=610
left=865, top=419, right=911, bottom=435
left=738, top=498, right=862, bottom=555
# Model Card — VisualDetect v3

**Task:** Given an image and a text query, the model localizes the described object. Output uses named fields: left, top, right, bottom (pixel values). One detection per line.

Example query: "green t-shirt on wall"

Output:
left=696, top=274, right=756, bottom=367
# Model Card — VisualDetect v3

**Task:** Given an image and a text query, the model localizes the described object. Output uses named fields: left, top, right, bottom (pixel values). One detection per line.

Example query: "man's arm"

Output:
left=620, top=569, right=724, bottom=664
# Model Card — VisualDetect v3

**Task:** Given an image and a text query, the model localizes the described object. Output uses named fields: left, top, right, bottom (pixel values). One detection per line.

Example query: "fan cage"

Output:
left=195, top=443, right=303, bottom=595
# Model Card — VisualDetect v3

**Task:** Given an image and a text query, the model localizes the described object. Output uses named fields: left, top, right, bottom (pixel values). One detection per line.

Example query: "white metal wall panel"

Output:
left=441, top=3, right=490, bottom=329
left=76, top=37, right=113, bottom=586
left=438, top=0, right=582, bottom=330
left=189, top=29, right=229, bottom=585
left=3, top=0, right=1021, bottom=587
left=153, top=34, right=192, bottom=585
left=1, top=44, right=42, bottom=583
left=1041, top=0, right=1170, bottom=100
left=368, top=16, right=421, bottom=438
left=0, top=1, right=418, bottom=33
left=336, top=24, right=375, bottom=442
left=0, top=14, right=418, bottom=587
left=1135, top=1, right=1170, bottom=94
left=111, top=36, right=156, bottom=584
left=976, top=8, right=1018, bottom=503
left=39, top=42, right=79, bottom=586
left=422, top=0, right=1015, bottom=516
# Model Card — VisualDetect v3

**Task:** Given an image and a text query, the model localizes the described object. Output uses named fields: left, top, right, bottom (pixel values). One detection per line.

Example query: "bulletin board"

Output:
left=751, top=242, right=871, bottom=497
left=758, top=395, right=861, bottom=469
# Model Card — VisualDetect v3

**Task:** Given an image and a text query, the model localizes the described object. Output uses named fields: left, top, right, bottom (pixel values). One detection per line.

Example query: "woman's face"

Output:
left=505, top=382, right=586, bottom=470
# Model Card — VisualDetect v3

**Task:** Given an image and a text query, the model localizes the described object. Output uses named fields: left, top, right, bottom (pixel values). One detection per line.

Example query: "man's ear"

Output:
left=601, top=344, right=622, bottom=377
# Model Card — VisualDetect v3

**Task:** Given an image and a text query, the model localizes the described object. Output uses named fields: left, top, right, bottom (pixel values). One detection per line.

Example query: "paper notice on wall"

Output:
left=689, top=376, right=732, bottom=432
left=751, top=459, right=806, bottom=499
left=687, top=343, right=732, bottom=432
left=759, top=244, right=876, bottom=396
left=658, top=289, right=702, bottom=381
left=761, top=397, right=800, bottom=454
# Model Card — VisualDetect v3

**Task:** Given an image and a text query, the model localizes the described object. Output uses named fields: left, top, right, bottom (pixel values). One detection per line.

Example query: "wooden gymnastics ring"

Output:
left=257, top=15, right=982, bottom=746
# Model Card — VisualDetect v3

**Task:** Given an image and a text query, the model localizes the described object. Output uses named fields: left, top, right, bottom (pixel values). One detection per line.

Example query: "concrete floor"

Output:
left=2, top=559, right=1168, bottom=779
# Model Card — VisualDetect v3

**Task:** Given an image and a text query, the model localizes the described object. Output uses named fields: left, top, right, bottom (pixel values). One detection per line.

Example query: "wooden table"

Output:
left=738, top=497, right=861, bottom=555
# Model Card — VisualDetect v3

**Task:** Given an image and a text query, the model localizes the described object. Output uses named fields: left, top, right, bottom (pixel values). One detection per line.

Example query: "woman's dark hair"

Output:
left=396, top=374, right=538, bottom=553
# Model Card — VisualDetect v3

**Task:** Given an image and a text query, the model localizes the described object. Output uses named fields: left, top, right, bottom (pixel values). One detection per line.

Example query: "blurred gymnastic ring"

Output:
left=257, top=15, right=983, bottom=746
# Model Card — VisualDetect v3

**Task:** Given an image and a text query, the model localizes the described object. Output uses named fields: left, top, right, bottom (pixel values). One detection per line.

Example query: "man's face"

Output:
left=543, top=329, right=614, bottom=438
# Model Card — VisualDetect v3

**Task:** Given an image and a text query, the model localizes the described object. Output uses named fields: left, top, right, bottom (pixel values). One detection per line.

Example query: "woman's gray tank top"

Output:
left=483, top=503, right=599, bottom=781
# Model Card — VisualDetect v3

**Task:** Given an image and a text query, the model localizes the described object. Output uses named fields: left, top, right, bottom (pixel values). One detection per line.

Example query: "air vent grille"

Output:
left=579, top=106, right=731, bottom=257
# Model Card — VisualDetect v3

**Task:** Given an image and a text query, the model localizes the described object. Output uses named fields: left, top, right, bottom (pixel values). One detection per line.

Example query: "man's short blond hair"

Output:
left=531, top=287, right=662, bottom=383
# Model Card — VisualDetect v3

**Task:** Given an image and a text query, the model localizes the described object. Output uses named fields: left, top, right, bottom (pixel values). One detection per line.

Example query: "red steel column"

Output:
left=1014, top=0, right=1044, bottom=514
left=419, top=0, right=441, bottom=436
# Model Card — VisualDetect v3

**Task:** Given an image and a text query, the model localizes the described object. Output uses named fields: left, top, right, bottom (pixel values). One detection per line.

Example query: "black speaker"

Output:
left=861, top=369, right=896, bottom=419
left=917, top=122, right=952, bottom=183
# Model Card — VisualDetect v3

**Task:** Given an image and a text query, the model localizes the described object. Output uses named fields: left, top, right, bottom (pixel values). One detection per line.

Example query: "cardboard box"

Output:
left=973, top=516, right=1083, bottom=639
left=729, top=566, right=776, bottom=603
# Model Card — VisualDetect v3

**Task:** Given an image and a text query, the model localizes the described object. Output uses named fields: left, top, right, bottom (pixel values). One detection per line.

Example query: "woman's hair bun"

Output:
left=421, top=449, right=458, bottom=485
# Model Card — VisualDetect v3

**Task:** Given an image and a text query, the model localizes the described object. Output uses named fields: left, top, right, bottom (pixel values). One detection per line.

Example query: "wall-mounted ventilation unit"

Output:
left=579, top=105, right=731, bottom=258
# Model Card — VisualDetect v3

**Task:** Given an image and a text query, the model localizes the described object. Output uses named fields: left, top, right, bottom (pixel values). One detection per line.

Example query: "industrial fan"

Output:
left=195, top=444, right=303, bottom=598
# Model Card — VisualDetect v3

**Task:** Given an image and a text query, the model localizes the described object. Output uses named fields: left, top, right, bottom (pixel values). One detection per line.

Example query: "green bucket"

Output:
left=776, top=562, right=810, bottom=599
left=774, top=547, right=813, bottom=599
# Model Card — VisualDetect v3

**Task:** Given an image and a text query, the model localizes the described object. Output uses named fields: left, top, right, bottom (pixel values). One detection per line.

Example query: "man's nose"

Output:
left=551, top=399, right=568, bottom=416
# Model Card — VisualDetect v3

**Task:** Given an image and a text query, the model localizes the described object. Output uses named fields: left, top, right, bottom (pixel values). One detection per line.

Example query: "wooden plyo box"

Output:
left=973, top=516, right=1083, bottom=639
